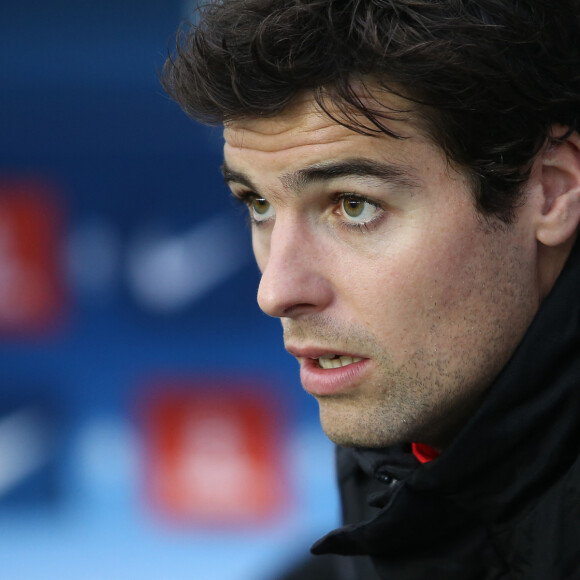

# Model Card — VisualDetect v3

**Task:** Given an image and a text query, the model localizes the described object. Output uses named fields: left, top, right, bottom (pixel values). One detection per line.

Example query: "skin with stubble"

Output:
left=223, top=92, right=549, bottom=450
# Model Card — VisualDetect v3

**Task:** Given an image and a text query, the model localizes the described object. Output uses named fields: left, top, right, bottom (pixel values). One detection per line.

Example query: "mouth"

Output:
left=291, top=349, right=370, bottom=396
left=314, top=354, right=364, bottom=369
left=286, top=346, right=367, bottom=369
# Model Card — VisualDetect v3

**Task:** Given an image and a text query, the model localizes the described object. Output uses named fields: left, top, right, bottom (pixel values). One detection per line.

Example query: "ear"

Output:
left=535, top=127, right=580, bottom=247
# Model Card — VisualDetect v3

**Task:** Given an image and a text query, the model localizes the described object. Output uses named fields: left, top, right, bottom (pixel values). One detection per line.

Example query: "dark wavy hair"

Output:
left=161, top=0, right=580, bottom=222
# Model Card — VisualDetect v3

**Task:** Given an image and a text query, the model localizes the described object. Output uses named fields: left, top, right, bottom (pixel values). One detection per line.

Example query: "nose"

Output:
left=256, top=218, right=334, bottom=319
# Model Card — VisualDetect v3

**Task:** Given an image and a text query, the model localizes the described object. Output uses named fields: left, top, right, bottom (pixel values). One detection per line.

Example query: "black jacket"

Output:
left=310, top=239, right=580, bottom=579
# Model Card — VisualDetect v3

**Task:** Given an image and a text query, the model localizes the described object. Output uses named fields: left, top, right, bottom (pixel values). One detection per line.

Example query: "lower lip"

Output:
left=300, top=357, right=370, bottom=396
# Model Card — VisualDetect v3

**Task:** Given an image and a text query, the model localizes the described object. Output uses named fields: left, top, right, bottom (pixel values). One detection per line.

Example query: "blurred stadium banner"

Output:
left=0, top=180, right=65, bottom=336
left=139, top=377, right=288, bottom=526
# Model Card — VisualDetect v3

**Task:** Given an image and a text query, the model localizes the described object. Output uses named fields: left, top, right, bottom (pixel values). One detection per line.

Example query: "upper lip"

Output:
left=286, top=345, right=367, bottom=360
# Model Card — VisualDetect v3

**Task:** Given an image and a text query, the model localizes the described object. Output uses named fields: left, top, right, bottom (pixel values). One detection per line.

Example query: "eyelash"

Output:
left=232, top=191, right=385, bottom=232
left=231, top=191, right=271, bottom=227
left=332, top=193, right=385, bottom=233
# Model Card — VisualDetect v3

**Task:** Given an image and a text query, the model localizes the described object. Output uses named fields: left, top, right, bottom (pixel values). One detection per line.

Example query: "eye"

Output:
left=249, top=196, right=275, bottom=223
left=252, top=197, right=270, bottom=215
left=338, top=195, right=383, bottom=225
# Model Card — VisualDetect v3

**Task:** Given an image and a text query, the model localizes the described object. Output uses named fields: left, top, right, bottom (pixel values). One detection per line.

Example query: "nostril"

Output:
left=281, top=302, right=318, bottom=318
left=257, top=267, right=334, bottom=319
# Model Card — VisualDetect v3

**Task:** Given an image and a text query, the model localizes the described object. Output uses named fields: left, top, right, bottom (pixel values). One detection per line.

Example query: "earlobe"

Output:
left=535, top=128, right=580, bottom=247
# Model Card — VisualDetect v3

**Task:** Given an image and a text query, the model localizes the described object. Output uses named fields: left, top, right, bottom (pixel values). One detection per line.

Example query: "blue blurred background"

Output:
left=0, top=1, right=338, bottom=578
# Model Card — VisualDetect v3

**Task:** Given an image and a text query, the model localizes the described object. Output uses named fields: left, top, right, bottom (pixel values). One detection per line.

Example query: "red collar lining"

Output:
left=412, top=442, right=441, bottom=463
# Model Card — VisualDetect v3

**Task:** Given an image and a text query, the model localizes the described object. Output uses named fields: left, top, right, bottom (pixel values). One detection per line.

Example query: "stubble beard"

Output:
left=282, top=316, right=483, bottom=449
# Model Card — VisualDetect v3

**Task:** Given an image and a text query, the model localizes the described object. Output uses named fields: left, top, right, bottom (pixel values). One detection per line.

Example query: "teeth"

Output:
left=318, top=356, right=363, bottom=369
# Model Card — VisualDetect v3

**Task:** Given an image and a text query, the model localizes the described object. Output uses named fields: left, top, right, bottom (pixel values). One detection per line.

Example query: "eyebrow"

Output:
left=221, top=157, right=421, bottom=193
left=284, top=158, right=421, bottom=191
left=222, top=163, right=258, bottom=191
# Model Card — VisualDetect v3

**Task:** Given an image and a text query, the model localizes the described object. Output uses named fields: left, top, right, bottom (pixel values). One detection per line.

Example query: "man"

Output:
left=162, top=1, right=580, bottom=578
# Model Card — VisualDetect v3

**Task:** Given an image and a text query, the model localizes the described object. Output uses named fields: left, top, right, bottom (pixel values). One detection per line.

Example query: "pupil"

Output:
left=253, top=198, right=269, bottom=215
left=344, top=198, right=364, bottom=217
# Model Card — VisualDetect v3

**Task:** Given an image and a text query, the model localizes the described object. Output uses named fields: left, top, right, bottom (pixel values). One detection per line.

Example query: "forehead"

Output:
left=224, top=97, right=348, bottom=151
left=222, top=91, right=426, bottom=168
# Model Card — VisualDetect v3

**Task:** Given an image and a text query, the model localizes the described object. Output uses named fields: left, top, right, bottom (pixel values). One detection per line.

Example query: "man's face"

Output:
left=223, top=93, right=542, bottom=448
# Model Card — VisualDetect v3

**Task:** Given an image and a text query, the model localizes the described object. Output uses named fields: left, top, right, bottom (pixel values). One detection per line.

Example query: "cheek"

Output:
left=341, top=231, right=494, bottom=340
left=411, top=239, right=481, bottom=308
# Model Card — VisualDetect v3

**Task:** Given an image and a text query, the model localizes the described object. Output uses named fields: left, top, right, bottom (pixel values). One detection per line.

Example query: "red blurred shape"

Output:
left=141, top=379, right=287, bottom=526
left=0, top=180, right=64, bottom=335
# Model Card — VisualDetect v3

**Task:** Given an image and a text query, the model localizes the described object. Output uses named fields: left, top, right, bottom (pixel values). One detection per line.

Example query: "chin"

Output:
left=319, top=414, right=408, bottom=448
left=317, top=401, right=451, bottom=449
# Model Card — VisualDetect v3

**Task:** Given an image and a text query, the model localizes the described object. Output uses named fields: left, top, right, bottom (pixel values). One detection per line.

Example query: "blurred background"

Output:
left=0, top=1, right=338, bottom=578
